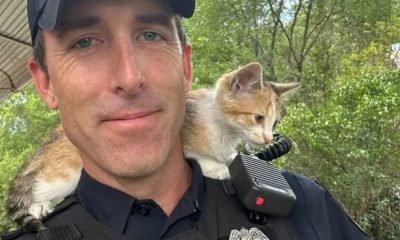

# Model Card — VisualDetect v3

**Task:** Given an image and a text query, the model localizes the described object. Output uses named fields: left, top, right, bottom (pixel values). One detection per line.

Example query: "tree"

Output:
left=279, top=67, right=400, bottom=239
left=186, top=0, right=342, bottom=86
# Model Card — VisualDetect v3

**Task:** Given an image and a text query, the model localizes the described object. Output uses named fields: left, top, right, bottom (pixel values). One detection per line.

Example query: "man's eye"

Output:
left=73, top=38, right=97, bottom=49
left=141, top=32, right=162, bottom=41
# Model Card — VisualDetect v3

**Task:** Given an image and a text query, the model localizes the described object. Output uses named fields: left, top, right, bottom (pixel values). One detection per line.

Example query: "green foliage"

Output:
left=279, top=69, right=400, bottom=239
left=0, top=85, right=59, bottom=231
left=186, top=0, right=261, bottom=88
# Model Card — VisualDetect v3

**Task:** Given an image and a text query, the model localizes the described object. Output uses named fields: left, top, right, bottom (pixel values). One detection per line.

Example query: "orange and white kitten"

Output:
left=8, top=62, right=300, bottom=231
left=182, top=62, right=300, bottom=179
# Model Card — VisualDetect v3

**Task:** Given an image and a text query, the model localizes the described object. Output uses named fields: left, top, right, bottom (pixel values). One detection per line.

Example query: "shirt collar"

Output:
left=75, top=158, right=205, bottom=234
left=186, top=158, right=205, bottom=211
left=76, top=170, right=135, bottom=233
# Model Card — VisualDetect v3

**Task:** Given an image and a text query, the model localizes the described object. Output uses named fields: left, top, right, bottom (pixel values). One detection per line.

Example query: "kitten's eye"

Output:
left=254, top=114, right=265, bottom=124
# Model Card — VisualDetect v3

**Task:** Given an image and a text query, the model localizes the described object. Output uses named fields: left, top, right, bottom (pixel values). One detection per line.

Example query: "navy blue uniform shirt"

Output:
left=75, top=159, right=204, bottom=240
left=73, top=161, right=369, bottom=240
left=2, top=159, right=370, bottom=240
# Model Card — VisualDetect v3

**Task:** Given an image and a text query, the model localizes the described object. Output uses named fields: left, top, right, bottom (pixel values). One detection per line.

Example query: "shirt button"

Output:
left=138, top=204, right=150, bottom=216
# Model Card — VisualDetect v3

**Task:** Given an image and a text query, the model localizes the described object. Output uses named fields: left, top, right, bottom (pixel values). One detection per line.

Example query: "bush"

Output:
left=279, top=69, right=400, bottom=239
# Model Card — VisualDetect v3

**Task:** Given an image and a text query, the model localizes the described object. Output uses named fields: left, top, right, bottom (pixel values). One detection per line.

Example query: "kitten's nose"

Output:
left=263, top=132, right=274, bottom=144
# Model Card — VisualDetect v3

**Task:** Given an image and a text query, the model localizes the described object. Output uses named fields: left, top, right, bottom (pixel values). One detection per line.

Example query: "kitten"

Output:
left=182, top=63, right=300, bottom=179
left=8, top=62, right=300, bottom=231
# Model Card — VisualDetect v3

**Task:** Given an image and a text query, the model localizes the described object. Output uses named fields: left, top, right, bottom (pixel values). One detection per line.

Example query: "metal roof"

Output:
left=0, top=0, right=32, bottom=103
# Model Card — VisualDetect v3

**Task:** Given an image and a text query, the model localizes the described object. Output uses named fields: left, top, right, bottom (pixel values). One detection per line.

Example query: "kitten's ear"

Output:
left=268, top=82, right=301, bottom=97
left=231, top=62, right=263, bottom=94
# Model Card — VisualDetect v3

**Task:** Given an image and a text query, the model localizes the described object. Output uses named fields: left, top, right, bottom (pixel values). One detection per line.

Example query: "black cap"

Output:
left=27, top=0, right=195, bottom=45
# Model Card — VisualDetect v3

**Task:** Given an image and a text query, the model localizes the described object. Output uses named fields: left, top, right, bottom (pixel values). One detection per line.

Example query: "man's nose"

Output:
left=111, top=40, right=146, bottom=96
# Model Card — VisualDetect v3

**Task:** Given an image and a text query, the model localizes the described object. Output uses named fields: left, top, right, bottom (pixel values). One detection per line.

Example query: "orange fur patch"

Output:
left=40, top=126, right=82, bottom=181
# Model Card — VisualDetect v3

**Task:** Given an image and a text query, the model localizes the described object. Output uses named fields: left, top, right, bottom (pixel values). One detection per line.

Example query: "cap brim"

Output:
left=169, top=0, right=195, bottom=18
left=37, top=0, right=63, bottom=31
left=37, top=0, right=194, bottom=31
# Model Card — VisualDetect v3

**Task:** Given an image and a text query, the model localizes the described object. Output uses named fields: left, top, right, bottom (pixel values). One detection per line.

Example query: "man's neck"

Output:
left=142, top=157, right=192, bottom=215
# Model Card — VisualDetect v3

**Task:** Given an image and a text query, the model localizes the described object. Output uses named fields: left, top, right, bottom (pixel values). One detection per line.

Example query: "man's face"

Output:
left=29, top=0, right=192, bottom=181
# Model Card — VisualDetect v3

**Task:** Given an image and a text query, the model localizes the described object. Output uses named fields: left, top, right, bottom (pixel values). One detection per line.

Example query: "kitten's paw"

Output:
left=202, top=165, right=231, bottom=180
left=213, top=167, right=231, bottom=180
left=29, top=201, right=54, bottom=219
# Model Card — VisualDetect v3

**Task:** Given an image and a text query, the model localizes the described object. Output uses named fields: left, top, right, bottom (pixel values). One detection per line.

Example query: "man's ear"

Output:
left=182, top=43, right=193, bottom=94
left=27, top=57, right=59, bottom=109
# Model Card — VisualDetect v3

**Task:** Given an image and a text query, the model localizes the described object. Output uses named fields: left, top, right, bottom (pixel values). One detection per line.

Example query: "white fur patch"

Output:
left=186, top=151, right=232, bottom=180
left=30, top=170, right=81, bottom=219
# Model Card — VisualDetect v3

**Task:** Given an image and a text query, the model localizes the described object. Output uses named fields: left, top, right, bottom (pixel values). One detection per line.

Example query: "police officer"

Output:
left=2, top=0, right=369, bottom=239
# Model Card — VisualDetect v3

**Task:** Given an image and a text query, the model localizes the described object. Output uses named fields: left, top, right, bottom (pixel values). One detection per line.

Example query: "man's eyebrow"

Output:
left=55, top=16, right=100, bottom=39
left=135, top=14, right=172, bottom=28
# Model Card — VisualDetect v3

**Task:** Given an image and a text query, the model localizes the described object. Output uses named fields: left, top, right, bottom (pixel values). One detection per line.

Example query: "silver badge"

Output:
left=229, top=227, right=269, bottom=240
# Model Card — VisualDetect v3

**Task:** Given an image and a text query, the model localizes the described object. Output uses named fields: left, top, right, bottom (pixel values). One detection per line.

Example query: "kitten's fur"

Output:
left=8, top=62, right=300, bottom=231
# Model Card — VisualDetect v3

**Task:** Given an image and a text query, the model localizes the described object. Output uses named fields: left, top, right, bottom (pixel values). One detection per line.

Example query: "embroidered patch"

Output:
left=229, top=227, right=269, bottom=240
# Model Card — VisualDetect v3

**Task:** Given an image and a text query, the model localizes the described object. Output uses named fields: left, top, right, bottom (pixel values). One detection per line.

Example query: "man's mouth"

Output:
left=107, top=111, right=156, bottom=121
left=101, top=110, right=161, bottom=132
